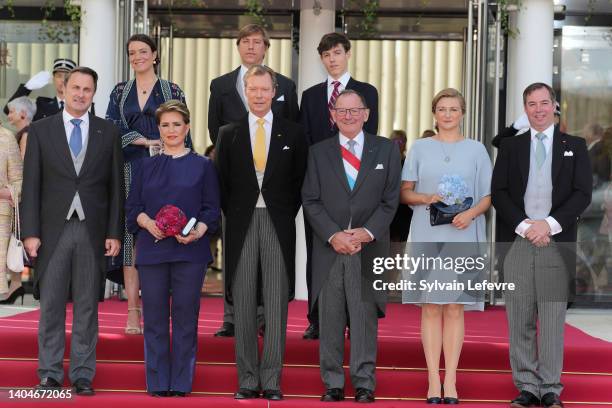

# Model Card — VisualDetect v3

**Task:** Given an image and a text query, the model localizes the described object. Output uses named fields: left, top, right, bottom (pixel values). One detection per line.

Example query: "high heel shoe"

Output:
left=124, top=307, right=143, bottom=335
left=0, top=286, right=25, bottom=305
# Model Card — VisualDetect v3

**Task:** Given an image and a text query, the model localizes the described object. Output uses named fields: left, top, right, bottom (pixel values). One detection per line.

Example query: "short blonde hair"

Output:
left=155, top=100, right=190, bottom=124
left=236, top=24, right=270, bottom=48
left=431, top=88, right=466, bottom=114
left=243, top=65, right=277, bottom=89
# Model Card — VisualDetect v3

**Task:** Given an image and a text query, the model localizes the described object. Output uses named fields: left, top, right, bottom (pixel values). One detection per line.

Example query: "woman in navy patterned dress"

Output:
left=106, top=33, right=191, bottom=335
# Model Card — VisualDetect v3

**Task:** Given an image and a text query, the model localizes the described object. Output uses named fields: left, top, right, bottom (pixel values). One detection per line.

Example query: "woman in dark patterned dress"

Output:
left=106, top=33, right=191, bottom=334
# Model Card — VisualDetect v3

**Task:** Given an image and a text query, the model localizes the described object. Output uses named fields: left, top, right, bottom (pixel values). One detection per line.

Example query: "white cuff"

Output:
left=364, top=228, right=374, bottom=241
left=328, top=232, right=338, bottom=244
left=545, top=216, right=563, bottom=236
left=515, top=219, right=531, bottom=238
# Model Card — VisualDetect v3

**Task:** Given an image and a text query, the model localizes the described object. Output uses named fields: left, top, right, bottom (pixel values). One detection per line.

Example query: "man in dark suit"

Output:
left=3, top=58, right=82, bottom=122
left=215, top=65, right=307, bottom=401
left=209, top=24, right=299, bottom=337
left=491, top=83, right=592, bottom=408
left=302, top=89, right=400, bottom=403
left=21, top=67, right=124, bottom=395
left=299, top=32, right=379, bottom=340
left=208, top=24, right=299, bottom=145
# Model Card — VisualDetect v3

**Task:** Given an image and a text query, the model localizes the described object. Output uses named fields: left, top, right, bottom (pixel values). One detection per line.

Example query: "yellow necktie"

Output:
left=254, top=118, right=266, bottom=172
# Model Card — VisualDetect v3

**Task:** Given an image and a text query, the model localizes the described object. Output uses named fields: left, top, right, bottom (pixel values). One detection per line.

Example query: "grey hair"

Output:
left=7, top=96, right=36, bottom=122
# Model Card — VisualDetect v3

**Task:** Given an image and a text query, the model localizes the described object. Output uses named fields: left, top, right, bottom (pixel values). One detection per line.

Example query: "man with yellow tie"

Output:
left=215, top=65, right=308, bottom=401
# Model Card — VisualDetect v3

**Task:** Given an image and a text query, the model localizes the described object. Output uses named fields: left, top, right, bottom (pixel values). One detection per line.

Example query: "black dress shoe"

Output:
left=73, top=378, right=95, bottom=396
left=150, top=391, right=169, bottom=397
left=541, top=392, right=564, bottom=408
left=426, top=396, right=442, bottom=404
left=321, top=388, right=344, bottom=402
left=258, top=325, right=265, bottom=338
left=511, top=390, right=540, bottom=407
left=214, top=322, right=234, bottom=337
left=234, top=388, right=259, bottom=399
left=354, top=388, right=375, bottom=403
left=444, top=396, right=460, bottom=404
left=262, top=389, right=283, bottom=400
left=170, top=390, right=186, bottom=397
left=303, top=323, right=319, bottom=340
left=36, top=377, right=62, bottom=389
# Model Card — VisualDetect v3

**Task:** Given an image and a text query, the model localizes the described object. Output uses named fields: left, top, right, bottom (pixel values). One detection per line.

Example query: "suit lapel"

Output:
left=551, top=126, right=564, bottom=183
left=236, top=117, right=259, bottom=188
left=231, top=67, right=248, bottom=114
left=50, top=114, right=77, bottom=177
left=79, top=113, right=102, bottom=176
left=327, top=136, right=351, bottom=195
left=518, top=132, right=531, bottom=189
left=263, top=118, right=283, bottom=185
left=351, top=133, right=378, bottom=195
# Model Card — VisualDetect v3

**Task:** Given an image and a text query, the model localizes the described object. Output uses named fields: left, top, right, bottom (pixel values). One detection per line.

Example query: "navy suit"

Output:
left=299, top=77, right=379, bottom=327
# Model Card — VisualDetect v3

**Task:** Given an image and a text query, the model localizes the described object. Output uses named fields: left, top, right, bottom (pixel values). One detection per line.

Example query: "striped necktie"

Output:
left=328, top=81, right=341, bottom=129
left=535, top=132, right=546, bottom=168
left=341, top=139, right=360, bottom=190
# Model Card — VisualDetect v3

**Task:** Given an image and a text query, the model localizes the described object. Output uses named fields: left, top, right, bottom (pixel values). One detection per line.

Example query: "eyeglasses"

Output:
left=333, top=107, right=367, bottom=116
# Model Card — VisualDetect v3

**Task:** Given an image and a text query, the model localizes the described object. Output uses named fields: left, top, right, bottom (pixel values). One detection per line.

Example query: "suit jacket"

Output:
left=215, top=114, right=307, bottom=304
left=299, top=78, right=379, bottom=146
left=21, top=112, right=124, bottom=299
left=3, top=84, right=95, bottom=122
left=208, top=67, right=299, bottom=145
left=491, top=126, right=592, bottom=243
left=301, top=132, right=401, bottom=317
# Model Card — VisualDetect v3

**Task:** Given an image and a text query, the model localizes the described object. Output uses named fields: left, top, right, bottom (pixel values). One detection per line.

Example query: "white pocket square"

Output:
left=375, top=164, right=384, bottom=170
left=282, top=145, right=290, bottom=150
left=564, top=151, right=574, bottom=157
left=277, top=95, right=285, bottom=101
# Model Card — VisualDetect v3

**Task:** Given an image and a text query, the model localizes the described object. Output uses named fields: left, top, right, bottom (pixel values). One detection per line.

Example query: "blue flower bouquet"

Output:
left=430, top=175, right=473, bottom=226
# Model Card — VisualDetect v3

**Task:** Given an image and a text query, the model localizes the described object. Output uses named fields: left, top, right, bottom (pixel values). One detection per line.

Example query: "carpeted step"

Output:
left=0, top=359, right=610, bottom=405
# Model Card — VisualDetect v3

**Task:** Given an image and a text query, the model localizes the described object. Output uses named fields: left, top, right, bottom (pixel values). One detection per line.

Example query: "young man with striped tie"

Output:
left=299, top=32, right=380, bottom=341
left=302, top=89, right=400, bottom=403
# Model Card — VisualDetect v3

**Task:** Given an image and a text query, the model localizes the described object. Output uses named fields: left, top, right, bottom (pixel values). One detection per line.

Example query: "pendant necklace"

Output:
left=439, top=138, right=459, bottom=163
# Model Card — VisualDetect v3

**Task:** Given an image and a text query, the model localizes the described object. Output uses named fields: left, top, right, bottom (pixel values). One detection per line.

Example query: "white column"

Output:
left=297, top=0, right=335, bottom=96
left=506, top=0, right=554, bottom=121
left=294, top=0, right=335, bottom=301
left=78, top=0, right=117, bottom=117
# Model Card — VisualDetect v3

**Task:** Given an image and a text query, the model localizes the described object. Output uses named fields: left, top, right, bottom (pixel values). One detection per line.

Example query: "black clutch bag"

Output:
left=429, top=197, right=473, bottom=226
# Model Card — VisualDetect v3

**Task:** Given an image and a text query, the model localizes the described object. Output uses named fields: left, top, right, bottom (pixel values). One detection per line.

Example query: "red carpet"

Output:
left=0, top=298, right=610, bottom=407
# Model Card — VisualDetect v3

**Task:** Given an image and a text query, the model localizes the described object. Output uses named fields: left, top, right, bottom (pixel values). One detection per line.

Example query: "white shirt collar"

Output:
left=530, top=124, right=554, bottom=141
left=63, top=109, right=89, bottom=126
left=339, top=130, right=364, bottom=147
left=328, top=71, right=351, bottom=89
left=248, top=110, right=273, bottom=127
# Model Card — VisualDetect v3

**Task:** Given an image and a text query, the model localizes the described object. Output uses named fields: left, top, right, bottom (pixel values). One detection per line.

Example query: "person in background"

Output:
left=3, top=58, right=78, bottom=121
left=299, top=32, right=379, bottom=340
left=106, top=33, right=191, bottom=336
left=6, top=96, right=36, bottom=158
left=204, top=145, right=222, bottom=273
left=208, top=23, right=299, bottom=338
left=388, top=130, right=412, bottom=299
left=126, top=100, right=220, bottom=397
left=421, top=129, right=436, bottom=138
left=0, top=126, right=23, bottom=303
left=401, top=88, right=492, bottom=404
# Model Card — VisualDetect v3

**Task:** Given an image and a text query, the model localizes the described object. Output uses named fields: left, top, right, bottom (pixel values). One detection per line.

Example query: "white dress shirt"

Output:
left=327, top=71, right=351, bottom=102
left=248, top=110, right=273, bottom=208
left=515, top=124, right=562, bottom=238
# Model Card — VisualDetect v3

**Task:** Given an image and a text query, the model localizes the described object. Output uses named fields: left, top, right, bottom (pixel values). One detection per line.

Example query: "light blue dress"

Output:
left=401, top=137, right=492, bottom=307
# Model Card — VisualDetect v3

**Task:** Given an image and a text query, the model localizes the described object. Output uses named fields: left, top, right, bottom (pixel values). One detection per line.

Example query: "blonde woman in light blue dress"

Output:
left=400, top=88, right=492, bottom=404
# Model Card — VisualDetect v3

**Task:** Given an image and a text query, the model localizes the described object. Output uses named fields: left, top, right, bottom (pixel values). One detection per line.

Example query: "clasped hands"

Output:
left=23, top=237, right=121, bottom=258
left=524, top=219, right=551, bottom=247
left=330, top=228, right=372, bottom=255
left=142, top=218, right=206, bottom=244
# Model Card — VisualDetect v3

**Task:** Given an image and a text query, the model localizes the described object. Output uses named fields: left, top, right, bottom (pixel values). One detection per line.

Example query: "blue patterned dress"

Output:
left=106, top=79, right=192, bottom=266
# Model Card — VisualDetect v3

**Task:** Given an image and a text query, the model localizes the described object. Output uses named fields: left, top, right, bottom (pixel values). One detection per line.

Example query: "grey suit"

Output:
left=21, top=112, right=124, bottom=384
left=302, top=132, right=400, bottom=391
